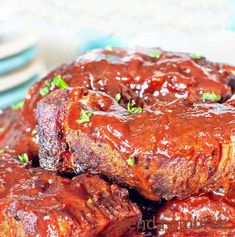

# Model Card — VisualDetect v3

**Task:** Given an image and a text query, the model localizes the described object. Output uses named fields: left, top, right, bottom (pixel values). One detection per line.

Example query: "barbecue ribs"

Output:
left=0, top=153, right=141, bottom=237
left=1, top=47, right=235, bottom=158
left=36, top=87, right=235, bottom=201
left=0, top=108, right=38, bottom=158
left=154, top=185, right=235, bottom=236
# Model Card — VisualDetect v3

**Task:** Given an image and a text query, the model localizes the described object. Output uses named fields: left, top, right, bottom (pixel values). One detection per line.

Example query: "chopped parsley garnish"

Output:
left=40, top=80, right=51, bottom=97
left=127, top=101, right=142, bottom=114
left=53, top=75, right=69, bottom=88
left=18, top=153, right=28, bottom=163
left=11, top=101, right=24, bottom=111
left=76, top=110, right=93, bottom=124
left=45, top=80, right=51, bottom=87
left=191, top=53, right=203, bottom=60
left=149, top=50, right=161, bottom=58
left=115, top=93, right=121, bottom=103
left=202, top=92, right=221, bottom=102
left=40, top=75, right=69, bottom=97
left=40, top=86, right=50, bottom=97
left=126, top=156, right=135, bottom=166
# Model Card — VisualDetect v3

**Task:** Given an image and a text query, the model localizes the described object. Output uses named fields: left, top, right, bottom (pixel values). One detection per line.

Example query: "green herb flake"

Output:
left=191, top=53, right=203, bottom=60
left=45, top=80, right=51, bottom=87
left=126, top=156, right=135, bottom=166
left=40, top=76, right=69, bottom=97
left=202, top=92, right=221, bottom=102
left=127, top=101, right=143, bottom=114
left=53, top=75, right=69, bottom=89
left=40, top=80, right=51, bottom=97
left=18, top=153, right=28, bottom=163
left=40, top=86, right=50, bottom=97
left=76, top=110, right=93, bottom=124
left=11, top=101, right=24, bottom=111
left=115, top=93, right=121, bottom=103
left=149, top=50, right=161, bottom=58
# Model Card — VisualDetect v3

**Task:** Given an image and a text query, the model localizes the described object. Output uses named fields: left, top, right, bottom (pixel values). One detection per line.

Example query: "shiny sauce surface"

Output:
left=154, top=184, right=235, bottom=236
left=67, top=88, right=235, bottom=164
left=1, top=47, right=235, bottom=157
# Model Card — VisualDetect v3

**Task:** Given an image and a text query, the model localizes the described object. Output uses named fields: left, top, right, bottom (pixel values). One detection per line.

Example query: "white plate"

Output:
left=0, top=60, right=45, bottom=92
left=0, top=33, right=37, bottom=60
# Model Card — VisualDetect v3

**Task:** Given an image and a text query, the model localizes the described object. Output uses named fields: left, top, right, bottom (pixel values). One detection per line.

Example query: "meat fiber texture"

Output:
left=36, top=87, right=235, bottom=201
left=0, top=153, right=141, bottom=237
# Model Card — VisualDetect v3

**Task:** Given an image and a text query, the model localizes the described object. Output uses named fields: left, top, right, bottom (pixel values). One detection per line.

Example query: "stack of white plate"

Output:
left=0, top=33, right=45, bottom=109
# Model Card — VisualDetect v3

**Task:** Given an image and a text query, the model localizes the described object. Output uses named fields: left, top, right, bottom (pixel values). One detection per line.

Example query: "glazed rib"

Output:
left=36, top=87, right=235, bottom=201
left=1, top=47, right=235, bottom=158
left=0, top=108, right=38, bottom=158
left=0, top=153, right=141, bottom=237
left=25, top=47, right=235, bottom=113
left=154, top=185, right=235, bottom=236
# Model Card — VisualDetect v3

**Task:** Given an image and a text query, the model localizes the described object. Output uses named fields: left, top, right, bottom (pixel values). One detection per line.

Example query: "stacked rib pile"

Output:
left=0, top=47, right=235, bottom=236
